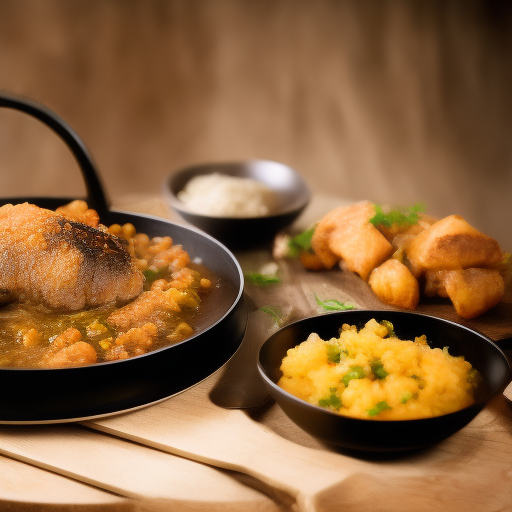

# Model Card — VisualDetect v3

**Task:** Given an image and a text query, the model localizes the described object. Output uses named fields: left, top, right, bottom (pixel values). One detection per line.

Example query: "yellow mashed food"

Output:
left=278, top=319, right=479, bottom=420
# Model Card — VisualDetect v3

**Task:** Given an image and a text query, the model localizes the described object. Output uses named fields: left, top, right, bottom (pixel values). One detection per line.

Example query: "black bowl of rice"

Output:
left=163, top=160, right=311, bottom=250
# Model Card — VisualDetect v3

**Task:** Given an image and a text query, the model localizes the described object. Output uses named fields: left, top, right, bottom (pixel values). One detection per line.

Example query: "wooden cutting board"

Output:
left=1, top=194, right=511, bottom=512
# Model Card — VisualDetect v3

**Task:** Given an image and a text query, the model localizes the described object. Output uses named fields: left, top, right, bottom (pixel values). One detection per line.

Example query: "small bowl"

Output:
left=163, top=160, right=311, bottom=249
left=258, top=310, right=511, bottom=453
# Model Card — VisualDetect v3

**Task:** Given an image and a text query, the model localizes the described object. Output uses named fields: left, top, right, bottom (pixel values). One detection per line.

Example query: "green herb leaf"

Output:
left=315, top=295, right=356, bottom=312
left=326, top=344, right=341, bottom=363
left=318, top=387, right=342, bottom=411
left=410, top=374, right=426, bottom=389
left=400, top=392, right=413, bottom=404
left=370, top=359, right=389, bottom=380
left=369, top=203, right=425, bottom=228
left=260, top=305, right=284, bottom=326
left=287, top=225, right=316, bottom=258
left=380, top=320, right=395, bottom=337
left=244, top=272, right=280, bottom=286
left=342, top=365, right=367, bottom=387
left=367, top=401, right=392, bottom=417
left=143, top=268, right=165, bottom=282
left=467, top=368, right=482, bottom=388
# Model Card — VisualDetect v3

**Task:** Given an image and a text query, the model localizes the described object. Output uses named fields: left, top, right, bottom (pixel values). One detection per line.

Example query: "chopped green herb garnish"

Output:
left=244, top=272, right=280, bottom=286
left=370, top=359, right=389, bottom=380
left=143, top=268, right=166, bottom=282
left=315, top=295, right=356, bottom=312
left=369, top=203, right=425, bottom=228
left=410, top=374, right=425, bottom=389
left=326, top=344, right=341, bottom=363
left=400, top=392, right=413, bottom=404
left=260, top=305, right=284, bottom=326
left=467, top=368, right=482, bottom=388
left=287, top=225, right=316, bottom=258
left=318, top=387, right=342, bottom=411
left=380, top=320, right=395, bottom=337
left=342, top=365, right=367, bottom=387
left=367, top=401, right=392, bottom=417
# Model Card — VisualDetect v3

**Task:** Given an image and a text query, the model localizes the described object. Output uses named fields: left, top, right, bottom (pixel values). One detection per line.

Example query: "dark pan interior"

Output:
left=0, top=198, right=246, bottom=424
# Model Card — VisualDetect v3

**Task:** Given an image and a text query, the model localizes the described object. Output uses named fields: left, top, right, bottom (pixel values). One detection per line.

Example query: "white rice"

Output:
left=177, top=173, right=277, bottom=217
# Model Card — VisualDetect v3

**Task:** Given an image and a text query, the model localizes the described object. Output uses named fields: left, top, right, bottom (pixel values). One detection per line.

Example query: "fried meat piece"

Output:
left=405, top=215, right=503, bottom=278
left=424, top=268, right=504, bottom=319
left=312, top=201, right=393, bottom=280
left=0, top=203, right=143, bottom=310
left=368, top=259, right=420, bottom=310
left=107, top=287, right=196, bottom=333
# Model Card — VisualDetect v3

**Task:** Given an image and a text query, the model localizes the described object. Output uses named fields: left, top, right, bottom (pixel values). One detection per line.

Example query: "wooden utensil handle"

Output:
left=86, top=406, right=353, bottom=510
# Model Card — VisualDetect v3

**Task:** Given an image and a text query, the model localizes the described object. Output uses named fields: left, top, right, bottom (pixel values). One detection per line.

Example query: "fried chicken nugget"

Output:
left=425, top=268, right=504, bottom=319
left=310, top=207, right=345, bottom=269
left=312, top=201, right=393, bottom=280
left=368, top=259, right=420, bottom=310
left=406, top=215, right=503, bottom=277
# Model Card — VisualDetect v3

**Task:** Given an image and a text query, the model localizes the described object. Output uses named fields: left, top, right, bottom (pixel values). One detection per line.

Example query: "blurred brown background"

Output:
left=0, top=0, right=511, bottom=247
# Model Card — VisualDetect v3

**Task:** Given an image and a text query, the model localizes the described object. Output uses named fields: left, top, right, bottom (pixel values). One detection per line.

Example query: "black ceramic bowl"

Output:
left=0, top=93, right=247, bottom=424
left=163, top=160, right=311, bottom=249
left=258, top=310, right=511, bottom=452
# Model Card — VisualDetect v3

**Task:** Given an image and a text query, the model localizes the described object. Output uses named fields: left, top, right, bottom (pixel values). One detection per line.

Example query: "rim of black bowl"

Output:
left=163, top=159, right=311, bottom=219
left=258, top=310, right=511, bottom=422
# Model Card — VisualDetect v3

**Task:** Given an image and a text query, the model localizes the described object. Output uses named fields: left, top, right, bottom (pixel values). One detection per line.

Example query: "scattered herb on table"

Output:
left=244, top=272, right=280, bottom=286
left=259, top=305, right=284, bottom=326
left=315, top=294, right=356, bottom=312
left=369, top=203, right=425, bottom=228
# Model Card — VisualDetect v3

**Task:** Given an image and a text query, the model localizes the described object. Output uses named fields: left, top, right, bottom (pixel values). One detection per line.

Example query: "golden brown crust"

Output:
left=443, top=268, right=505, bottom=319
left=368, top=259, right=420, bottom=310
left=0, top=203, right=143, bottom=310
left=324, top=201, right=393, bottom=281
left=406, top=215, right=503, bottom=277
left=310, top=207, right=345, bottom=268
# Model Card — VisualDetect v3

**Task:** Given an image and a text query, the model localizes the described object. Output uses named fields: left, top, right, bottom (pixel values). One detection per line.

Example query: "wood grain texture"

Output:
left=0, top=0, right=511, bottom=248
left=0, top=454, right=134, bottom=512
left=0, top=425, right=283, bottom=512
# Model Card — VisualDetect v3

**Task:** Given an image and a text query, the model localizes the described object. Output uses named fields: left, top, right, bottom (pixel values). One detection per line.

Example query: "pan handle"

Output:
left=0, top=92, right=110, bottom=219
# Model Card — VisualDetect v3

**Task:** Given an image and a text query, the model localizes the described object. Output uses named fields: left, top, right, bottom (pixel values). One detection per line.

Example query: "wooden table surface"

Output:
left=1, top=194, right=511, bottom=512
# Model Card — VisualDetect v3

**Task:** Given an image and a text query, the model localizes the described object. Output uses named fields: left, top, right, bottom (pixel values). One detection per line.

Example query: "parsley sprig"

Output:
left=287, top=225, right=316, bottom=258
left=369, top=203, right=425, bottom=228
left=315, top=295, right=356, bottom=312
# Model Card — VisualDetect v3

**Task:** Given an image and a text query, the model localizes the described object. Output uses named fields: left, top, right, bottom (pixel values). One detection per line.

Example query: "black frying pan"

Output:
left=0, top=93, right=247, bottom=424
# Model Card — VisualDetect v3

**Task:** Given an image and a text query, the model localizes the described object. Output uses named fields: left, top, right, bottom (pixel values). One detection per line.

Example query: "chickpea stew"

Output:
left=0, top=201, right=216, bottom=369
